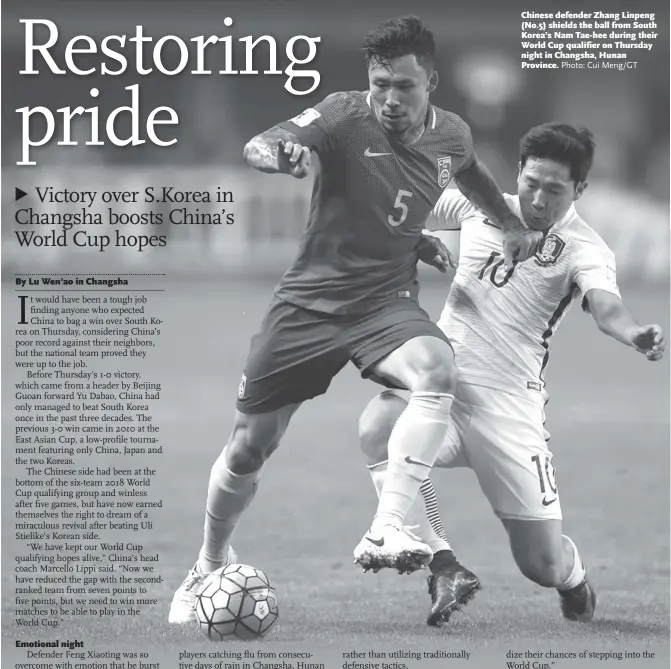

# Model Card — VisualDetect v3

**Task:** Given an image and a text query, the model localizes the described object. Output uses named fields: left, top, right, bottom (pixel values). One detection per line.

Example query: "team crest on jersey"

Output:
left=437, top=156, right=452, bottom=188
left=238, top=374, right=247, bottom=400
left=534, top=234, right=565, bottom=266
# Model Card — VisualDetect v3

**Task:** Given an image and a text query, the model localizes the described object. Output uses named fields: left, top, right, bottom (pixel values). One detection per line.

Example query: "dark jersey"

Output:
left=274, top=91, right=473, bottom=315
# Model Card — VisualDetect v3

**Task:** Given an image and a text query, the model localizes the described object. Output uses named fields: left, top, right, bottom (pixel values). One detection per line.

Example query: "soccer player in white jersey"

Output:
left=357, top=123, right=666, bottom=626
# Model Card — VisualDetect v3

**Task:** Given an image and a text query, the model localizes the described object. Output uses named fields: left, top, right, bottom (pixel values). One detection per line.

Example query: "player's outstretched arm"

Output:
left=585, top=289, right=666, bottom=361
left=454, top=153, right=542, bottom=266
left=243, top=125, right=312, bottom=178
left=453, top=154, right=520, bottom=230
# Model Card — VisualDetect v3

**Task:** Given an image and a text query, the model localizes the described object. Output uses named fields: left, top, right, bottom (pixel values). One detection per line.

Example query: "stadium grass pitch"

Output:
left=2, top=280, right=668, bottom=660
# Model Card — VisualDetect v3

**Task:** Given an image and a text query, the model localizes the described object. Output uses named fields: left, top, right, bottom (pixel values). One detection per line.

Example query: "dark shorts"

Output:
left=236, top=297, right=451, bottom=414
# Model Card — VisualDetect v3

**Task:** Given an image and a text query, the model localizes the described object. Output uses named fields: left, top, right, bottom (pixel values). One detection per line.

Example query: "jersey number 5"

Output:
left=478, top=251, right=515, bottom=287
left=388, top=190, right=413, bottom=227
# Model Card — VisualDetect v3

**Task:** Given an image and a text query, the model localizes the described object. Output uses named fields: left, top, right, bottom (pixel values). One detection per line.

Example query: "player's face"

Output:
left=368, top=55, right=434, bottom=137
left=517, top=158, right=586, bottom=230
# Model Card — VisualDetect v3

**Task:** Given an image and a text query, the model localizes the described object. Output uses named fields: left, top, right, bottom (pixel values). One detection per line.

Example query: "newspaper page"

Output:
left=2, top=0, right=669, bottom=668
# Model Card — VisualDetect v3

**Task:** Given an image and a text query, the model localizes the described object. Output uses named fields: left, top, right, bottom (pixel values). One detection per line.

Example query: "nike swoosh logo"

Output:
left=542, top=496, right=558, bottom=506
left=366, top=535, right=385, bottom=547
left=364, top=148, right=392, bottom=157
left=405, top=456, right=431, bottom=467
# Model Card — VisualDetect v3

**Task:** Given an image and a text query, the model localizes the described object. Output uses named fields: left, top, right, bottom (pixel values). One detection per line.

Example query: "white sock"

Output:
left=557, top=534, right=586, bottom=590
left=198, top=448, right=261, bottom=573
left=372, top=391, right=453, bottom=531
left=369, top=461, right=452, bottom=553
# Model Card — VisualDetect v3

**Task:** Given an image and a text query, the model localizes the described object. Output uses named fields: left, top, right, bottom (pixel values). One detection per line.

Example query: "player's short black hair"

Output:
left=520, top=123, right=595, bottom=184
left=363, top=15, right=435, bottom=73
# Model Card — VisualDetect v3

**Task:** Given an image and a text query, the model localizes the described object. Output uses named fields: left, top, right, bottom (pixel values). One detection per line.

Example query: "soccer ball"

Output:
left=195, top=564, right=279, bottom=641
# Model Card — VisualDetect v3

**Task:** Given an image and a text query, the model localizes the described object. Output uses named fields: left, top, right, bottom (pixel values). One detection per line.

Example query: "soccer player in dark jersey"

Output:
left=169, top=15, right=542, bottom=624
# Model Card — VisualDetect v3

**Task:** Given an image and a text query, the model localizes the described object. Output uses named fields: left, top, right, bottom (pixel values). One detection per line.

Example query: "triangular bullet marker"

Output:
left=15, top=187, right=27, bottom=201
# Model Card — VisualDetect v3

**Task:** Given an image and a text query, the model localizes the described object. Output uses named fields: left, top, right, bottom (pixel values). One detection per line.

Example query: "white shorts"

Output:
left=386, top=383, right=561, bottom=521
left=439, top=383, right=561, bottom=521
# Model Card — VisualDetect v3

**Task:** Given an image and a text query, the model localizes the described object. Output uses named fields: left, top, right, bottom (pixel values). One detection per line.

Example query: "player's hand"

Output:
left=630, top=324, right=666, bottom=361
left=278, top=139, right=311, bottom=179
left=502, top=217, right=544, bottom=268
left=418, top=234, right=456, bottom=273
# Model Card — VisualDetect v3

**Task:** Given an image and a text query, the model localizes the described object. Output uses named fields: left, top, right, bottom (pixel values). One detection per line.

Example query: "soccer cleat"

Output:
left=426, top=565, right=481, bottom=626
left=353, top=525, right=433, bottom=574
left=558, top=577, right=597, bottom=622
left=168, top=545, right=237, bottom=624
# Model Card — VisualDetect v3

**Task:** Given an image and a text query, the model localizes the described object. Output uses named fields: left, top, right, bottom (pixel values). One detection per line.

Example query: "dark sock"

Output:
left=430, top=549, right=459, bottom=574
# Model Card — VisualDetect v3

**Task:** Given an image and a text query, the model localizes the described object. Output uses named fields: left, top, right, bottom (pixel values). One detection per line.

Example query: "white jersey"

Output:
left=432, top=191, right=620, bottom=398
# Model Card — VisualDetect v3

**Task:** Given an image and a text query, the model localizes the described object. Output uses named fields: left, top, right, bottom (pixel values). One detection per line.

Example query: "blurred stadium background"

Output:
left=1, top=0, right=669, bottom=283
left=2, top=0, right=669, bottom=660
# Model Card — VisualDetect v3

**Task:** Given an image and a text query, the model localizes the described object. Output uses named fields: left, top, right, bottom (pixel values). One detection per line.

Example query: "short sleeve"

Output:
left=427, top=189, right=477, bottom=231
left=277, top=92, right=361, bottom=155
left=443, top=113, right=474, bottom=172
left=573, top=241, right=621, bottom=301
left=452, top=116, right=474, bottom=161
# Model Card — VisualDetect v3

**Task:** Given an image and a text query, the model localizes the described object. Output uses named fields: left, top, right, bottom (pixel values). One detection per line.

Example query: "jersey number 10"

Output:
left=478, top=251, right=515, bottom=287
left=531, top=454, right=558, bottom=495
